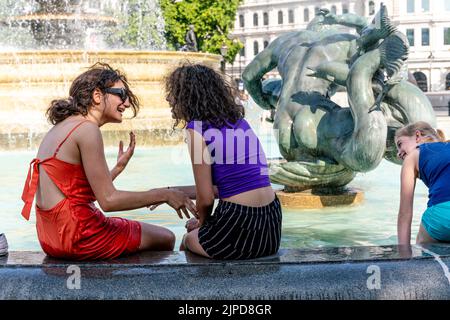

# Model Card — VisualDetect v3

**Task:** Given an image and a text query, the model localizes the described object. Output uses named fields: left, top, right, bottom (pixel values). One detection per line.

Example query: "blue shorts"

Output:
left=422, top=201, right=450, bottom=242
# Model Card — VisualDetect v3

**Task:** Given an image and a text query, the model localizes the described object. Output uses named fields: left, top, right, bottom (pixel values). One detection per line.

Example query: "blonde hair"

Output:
left=395, top=121, right=446, bottom=143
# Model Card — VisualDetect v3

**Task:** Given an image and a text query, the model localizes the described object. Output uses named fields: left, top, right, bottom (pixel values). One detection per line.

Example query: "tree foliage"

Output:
left=160, top=0, right=243, bottom=63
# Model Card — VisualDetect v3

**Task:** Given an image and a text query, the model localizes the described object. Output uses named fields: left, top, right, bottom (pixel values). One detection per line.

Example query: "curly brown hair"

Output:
left=46, top=62, right=139, bottom=125
left=165, top=63, right=244, bottom=129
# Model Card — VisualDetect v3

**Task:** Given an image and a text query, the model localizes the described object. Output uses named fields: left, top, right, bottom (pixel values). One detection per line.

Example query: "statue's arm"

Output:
left=242, top=47, right=278, bottom=110
left=334, top=14, right=368, bottom=33
left=319, top=9, right=368, bottom=34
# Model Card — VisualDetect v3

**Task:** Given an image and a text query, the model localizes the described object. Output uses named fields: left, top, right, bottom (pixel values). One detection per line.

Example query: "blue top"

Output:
left=418, top=142, right=450, bottom=207
left=186, top=118, right=271, bottom=199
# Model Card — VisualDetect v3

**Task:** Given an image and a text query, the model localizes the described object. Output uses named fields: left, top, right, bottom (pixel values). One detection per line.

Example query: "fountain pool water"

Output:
left=1, top=98, right=429, bottom=252
left=0, top=1, right=431, bottom=253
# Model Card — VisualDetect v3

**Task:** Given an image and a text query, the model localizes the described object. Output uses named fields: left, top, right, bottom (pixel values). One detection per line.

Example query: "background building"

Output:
left=229, top=0, right=450, bottom=108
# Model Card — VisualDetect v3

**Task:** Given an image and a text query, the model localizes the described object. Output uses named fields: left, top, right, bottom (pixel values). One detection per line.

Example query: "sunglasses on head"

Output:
left=104, top=87, right=128, bottom=103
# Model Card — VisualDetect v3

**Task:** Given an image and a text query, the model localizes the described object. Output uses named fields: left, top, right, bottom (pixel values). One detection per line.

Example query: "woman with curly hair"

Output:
left=164, top=64, right=282, bottom=260
left=21, top=63, right=197, bottom=260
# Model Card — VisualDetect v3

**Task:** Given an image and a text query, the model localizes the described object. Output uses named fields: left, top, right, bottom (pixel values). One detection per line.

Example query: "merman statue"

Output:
left=243, top=4, right=436, bottom=192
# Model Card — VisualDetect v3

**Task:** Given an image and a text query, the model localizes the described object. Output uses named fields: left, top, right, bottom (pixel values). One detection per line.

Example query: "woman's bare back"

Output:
left=36, top=116, right=86, bottom=210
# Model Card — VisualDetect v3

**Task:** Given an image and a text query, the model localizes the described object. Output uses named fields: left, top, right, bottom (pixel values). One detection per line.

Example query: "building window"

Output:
left=343, top=4, right=349, bottom=13
left=278, top=11, right=283, bottom=24
left=314, top=7, right=320, bottom=16
left=422, top=0, right=430, bottom=12
left=304, top=8, right=310, bottom=22
left=446, top=0, right=450, bottom=11
left=413, top=72, right=428, bottom=92
left=264, top=40, right=269, bottom=48
left=263, top=12, right=269, bottom=26
left=253, top=13, right=258, bottom=26
left=445, top=28, right=450, bottom=45
left=406, top=29, right=415, bottom=46
left=407, top=0, right=415, bottom=13
left=331, top=5, right=337, bottom=15
left=369, top=1, right=375, bottom=15
left=422, top=28, right=430, bottom=46
left=446, top=73, right=450, bottom=90
left=288, top=10, right=294, bottom=23
left=240, top=46, right=245, bottom=57
left=239, top=14, right=244, bottom=28
left=253, top=41, right=259, bottom=56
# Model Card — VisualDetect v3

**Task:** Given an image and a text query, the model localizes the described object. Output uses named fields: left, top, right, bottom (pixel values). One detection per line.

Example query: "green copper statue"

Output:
left=243, top=4, right=436, bottom=191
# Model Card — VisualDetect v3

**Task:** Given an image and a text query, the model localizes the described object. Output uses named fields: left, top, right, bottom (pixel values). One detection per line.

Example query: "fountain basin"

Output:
left=1, top=244, right=450, bottom=299
left=0, top=50, right=222, bottom=149
left=276, top=188, right=364, bottom=209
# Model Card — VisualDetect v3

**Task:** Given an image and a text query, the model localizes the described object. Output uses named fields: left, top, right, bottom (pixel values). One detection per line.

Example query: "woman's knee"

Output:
left=152, top=228, right=175, bottom=250
left=139, top=223, right=175, bottom=251
left=183, top=231, right=195, bottom=249
left=163, top=229, right=176, bottom=248
left=183, top=230, right=210, bottom=258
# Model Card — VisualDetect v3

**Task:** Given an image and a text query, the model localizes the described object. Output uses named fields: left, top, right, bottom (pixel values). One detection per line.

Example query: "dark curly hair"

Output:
left=46, top=62, right=139, bottom=125
left=165, top=63, right=244, bottom=129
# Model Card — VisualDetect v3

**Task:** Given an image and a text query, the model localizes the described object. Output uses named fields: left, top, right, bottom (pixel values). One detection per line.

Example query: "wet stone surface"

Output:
left=2, top=244, right=450, bottom=267
left=2, top=245, right=449, bottom=300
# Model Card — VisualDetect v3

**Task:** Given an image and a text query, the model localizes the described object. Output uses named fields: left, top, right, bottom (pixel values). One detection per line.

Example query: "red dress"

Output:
left=21, top=121, right=141, bottom=260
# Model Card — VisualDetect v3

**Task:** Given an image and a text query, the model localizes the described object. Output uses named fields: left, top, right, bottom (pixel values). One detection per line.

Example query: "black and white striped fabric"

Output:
left=198, top=196, right=282, bottom=260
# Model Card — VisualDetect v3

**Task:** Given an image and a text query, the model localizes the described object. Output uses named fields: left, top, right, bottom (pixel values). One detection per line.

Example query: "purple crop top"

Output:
left=186, top=118, right=271, bottom=198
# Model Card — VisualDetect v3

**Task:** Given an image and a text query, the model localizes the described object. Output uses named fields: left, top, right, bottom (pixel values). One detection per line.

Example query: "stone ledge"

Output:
left=1, top=245, right=450, bottom=300
left=276, top=188, right=364, bottom=209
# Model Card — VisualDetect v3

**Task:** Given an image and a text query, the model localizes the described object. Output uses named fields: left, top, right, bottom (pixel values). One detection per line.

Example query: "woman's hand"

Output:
left=317, top=8, right=337, bottom=24
left=149, top=188, right=198, bottom=219
left=398, top=244, right=412, bottom=259
left=185, top=218, right=200, bottom=232
left=166, top=189, right=198, bottom=219
left=116, top=131, right=136, bottom=171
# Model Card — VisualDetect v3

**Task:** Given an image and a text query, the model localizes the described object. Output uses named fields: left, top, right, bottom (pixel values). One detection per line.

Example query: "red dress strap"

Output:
left=53, top=120, right=89, bottom=157
left=21, top=158, right=42, bottom=220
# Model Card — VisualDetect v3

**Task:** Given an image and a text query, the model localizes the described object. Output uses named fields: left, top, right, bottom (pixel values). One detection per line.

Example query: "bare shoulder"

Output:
left=73, top=121, right=102, bottom=142
left=402, top=149, right=419, bottom=176
left=77, top=120, right=100, bottom=134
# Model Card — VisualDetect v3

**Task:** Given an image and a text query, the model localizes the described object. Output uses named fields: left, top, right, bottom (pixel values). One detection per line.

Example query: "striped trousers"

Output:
left=198, top=196, right=282, bottom=260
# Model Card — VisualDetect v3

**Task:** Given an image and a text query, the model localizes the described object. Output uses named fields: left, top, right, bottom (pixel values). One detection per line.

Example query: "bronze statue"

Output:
left=243, top=5, right=436, bottom=191
left=181, top=24, right=198, bottom=52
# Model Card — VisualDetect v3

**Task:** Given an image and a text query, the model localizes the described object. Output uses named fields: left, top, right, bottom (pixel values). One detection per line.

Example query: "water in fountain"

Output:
left=0, top=2, right=430, bottom=253
left=0, top=0, right=167, bottom=50
left=0, top=0, right=221, bottom=150
left=1, top=97, right=430, bottom=251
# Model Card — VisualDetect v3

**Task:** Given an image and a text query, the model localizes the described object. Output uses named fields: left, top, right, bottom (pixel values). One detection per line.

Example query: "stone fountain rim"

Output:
left=6, top=13, right=119, bottom=23
left=0, top=50, right=221, bottom=58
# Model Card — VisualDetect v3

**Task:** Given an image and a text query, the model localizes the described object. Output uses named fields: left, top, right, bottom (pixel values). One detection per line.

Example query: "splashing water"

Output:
left=0, top=0, right=221, bottom=150
left=0, top=0, right=167, bottom=51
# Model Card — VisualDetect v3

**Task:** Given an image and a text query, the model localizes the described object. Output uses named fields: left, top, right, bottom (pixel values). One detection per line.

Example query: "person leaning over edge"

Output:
left=395, top=121, right=450, bottom=245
